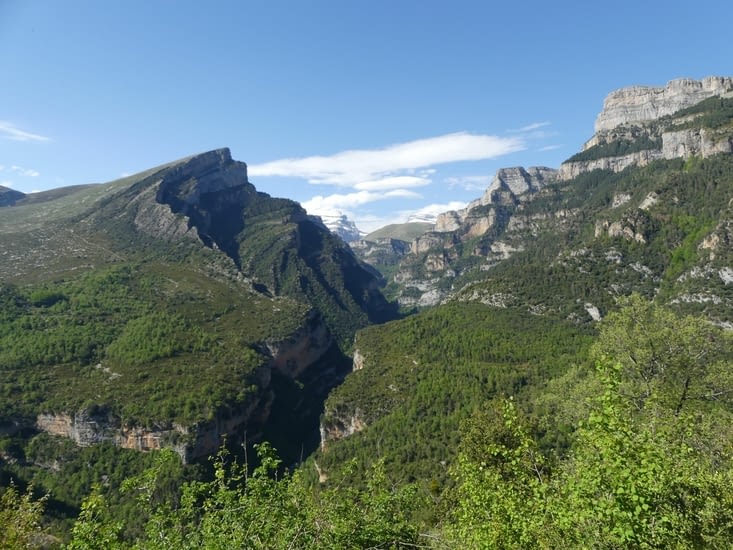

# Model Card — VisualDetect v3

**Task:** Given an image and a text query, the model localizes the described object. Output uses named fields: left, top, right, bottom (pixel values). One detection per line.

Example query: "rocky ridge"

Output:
left=1, top=147, right=391, bottom=464
left=594, top=76, right=733, bottom=132
left=374, top=167, right=556, bottom=307
left=559, top=77, right=733, bottom=180
left=359, top=76, right=733, bottom=309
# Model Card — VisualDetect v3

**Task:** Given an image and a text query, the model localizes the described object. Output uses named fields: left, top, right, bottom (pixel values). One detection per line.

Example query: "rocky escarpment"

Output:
left=559, top=77, right=733, bottom=180
left=319, top=350, right=368, bottom=450
left=34, top=397, right=270, bottom=464
left=594, top=76, right=733, bottom=132
left=412, top=167, right=555, bottom=251
left=661, top=127, right=733, bottom=159
left=388, top=167, right=556, bottom=307
left=434, top=167, right=557, bottom=235
left=153, top=148, right=257, bottom=263
left=350, top=237, right=410, bottom=258
left=262, top=309, right=333, bottom=379
left=559, top=127, right=733, bottom=180
left=33, top=313, right=333, bottom=463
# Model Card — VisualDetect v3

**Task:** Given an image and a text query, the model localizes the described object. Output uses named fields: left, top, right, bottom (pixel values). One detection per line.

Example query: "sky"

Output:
left=2, top=1, right=732, bottom=232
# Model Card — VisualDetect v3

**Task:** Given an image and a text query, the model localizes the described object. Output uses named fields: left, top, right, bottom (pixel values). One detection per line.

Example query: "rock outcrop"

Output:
left=351, top=237, right=409, bottom=257
left=661, top=128, right=733, bottom=159
left=35, top=410, right=189, bottom=457
left=34, top=313, right=333, bottom=463
left=383, top=166, right=557, bottom=308
left=559, top=150, right=664, bottom=180
left=433, top=167, right=556, bottom=237
left=559, top=77, right=733, bottom=180
left=263, top=310, right=333, bottom=378
left=594, top=76, right=733, bottom=132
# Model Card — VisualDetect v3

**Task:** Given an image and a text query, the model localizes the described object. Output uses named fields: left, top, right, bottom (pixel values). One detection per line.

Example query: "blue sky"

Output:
left=2, top=1, right=732, bottom=231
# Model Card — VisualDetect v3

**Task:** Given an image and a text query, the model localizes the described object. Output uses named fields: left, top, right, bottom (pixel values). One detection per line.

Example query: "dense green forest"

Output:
left=3, top=296, right=733, bottom=548
left=0, top=264, right=304, bottom=426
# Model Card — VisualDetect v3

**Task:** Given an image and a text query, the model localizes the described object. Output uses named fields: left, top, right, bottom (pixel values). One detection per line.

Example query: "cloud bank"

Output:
left=249, top=132, right=524, bottom=187
left=251, top=132, right=525, bottom=232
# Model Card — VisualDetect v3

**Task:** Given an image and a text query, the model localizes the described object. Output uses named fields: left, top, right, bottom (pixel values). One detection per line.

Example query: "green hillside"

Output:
left=364, top=222, right=433, bottom=242
left=0, top=149, right=395, bottom=538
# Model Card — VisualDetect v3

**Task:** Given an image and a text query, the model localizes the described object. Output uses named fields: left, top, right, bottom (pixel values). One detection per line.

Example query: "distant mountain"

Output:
left=315, top=76, right=733, bottom=490
left=0, top=185, right=25, bottom=206
left=314, top=212, right=364, bottom=242
left=372, top=76, right=733, bottom=311
left=364, top=222, right=432, bottom=242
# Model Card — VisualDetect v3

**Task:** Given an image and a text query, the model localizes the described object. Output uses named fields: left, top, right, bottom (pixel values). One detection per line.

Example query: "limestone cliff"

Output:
left=594, top=76, right=733, bottom=132
left=560, top=77, right=733, bottom=180
left=434, top=167, right=557, bottom=235
left=33, top=313, right=332, bottom=463
left=319, top=350, right=369, bottom=449
left=388, top=167, right=556, bottom=307
left=262, top=310, right=333, bottom=378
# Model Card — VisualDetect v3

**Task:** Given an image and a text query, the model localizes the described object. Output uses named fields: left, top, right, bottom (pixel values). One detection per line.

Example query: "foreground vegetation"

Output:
left=2, top=296, right=732, bottom=548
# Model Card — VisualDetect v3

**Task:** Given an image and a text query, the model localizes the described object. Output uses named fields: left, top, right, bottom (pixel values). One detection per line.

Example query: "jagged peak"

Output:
left=485, top=166, right=557, bottom=199
left=156, top=147, right=249, bottom=209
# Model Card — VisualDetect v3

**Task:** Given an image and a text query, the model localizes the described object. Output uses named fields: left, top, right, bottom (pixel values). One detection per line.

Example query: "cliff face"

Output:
left=434, top=167, right=557, bottom=234
left=35, top=411, right=188, bottom=457
left=319, top=350, right=368, bottom=449
left=662, top=127, right=733, bottom=159
left=384, top=167, right=556, bottom=307
left=34, top=312, right=332, bottom=463
left=558, top=150, right=664, bottom=180
left=558, top=128, right=733, bottom=180
left=373, top=77, right=733, bottom=309
left=558, top=77, right=733, bottom=180
left=594, top=76, right=733, bottom=132
left=263, top=310, right=333, bottom=378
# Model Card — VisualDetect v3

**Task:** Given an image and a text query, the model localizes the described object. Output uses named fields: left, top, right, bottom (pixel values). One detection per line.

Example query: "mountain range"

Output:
left=351, top=76, right=733, bottom=312
left=2, top=76, right=733, bottom=544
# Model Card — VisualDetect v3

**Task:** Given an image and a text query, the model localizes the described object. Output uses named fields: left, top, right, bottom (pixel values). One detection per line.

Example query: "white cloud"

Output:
left=400, top=201, right=468, bottom=222
left=0, top=121, right=50, bottom=142
left=539, top=144, right=564, bottom=151
left=354, top=175, right=430, bottom=191
left=384, top=189, right=422, bottom=199
left=510, top=121, right=551, bottom=133
left=508, top=122, right=558, bottom=140
left=1, top=165, right=40, bottom=177
left=0, top=180, right=13, bottom=188
left=249, top=132, right=525, bottom=186
left=302, top=189, right=422, bottom=216
left=445, top=175, right=491, bottom=192
left=10, top=165, right=39, bottom=177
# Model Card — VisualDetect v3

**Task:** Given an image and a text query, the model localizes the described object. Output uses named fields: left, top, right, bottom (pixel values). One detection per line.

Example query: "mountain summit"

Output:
left=0, top=148, right=395, bottom=462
